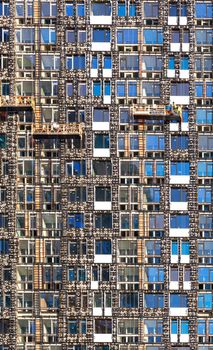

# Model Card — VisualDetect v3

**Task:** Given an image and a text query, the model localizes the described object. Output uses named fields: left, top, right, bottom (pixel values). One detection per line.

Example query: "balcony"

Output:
left=32, top=123, right=84, bottom=137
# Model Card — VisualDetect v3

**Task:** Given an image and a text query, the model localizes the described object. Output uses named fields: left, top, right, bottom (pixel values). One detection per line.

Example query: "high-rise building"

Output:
left=0, top=0, right=212, bottom=349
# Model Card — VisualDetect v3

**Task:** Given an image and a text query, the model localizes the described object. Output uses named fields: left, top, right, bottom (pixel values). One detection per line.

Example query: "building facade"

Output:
left=0, top=0, right=212, bottom=349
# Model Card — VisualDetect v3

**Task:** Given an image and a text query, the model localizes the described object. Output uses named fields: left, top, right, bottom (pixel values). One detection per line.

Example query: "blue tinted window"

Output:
left=168, top=57, right=175, bottom=69
left=66, top=4, right=73, bottom=16
left=171, top=320, right=178, bottom=334
left=195, top=4, right=213, bottom=18
left=171, top=162, right=189, bottom=175
left=198, top=293, right=212, bottom=309
left=181, top=57, right=189, bottom=70
left=128, top=82, right=137, bottom=97
left=171, top=135, right=189, bottom=150
left=68, top=213, right=84, bottom=229
left=117, top=82, right=125, bottom=97
left=144, top=29, right=163, bottom=44
left=146, top=135, right=164, bottom=150
left=95, top=240, right=111, bottom=254
left=104, top=56, right=111, bottom=69
left=196, top=83, right=203, bottom=97
left=93, top=29, right=110, bottom=42
left=172, top=241, right=178, bottom=255
left=181, top=241, right=189, bottom=255
left=129, top=3, right=136, bottom=16
left=118, top=3, right=126, bottom=16
left=92, top=3, right=111, bottom=15
left=170, top=294, right=188, bottom=307
left=77, top=4, right=85, bottom=16
left=144, top=294, right=164, bottom=308
left=92, top=55, right=98, bottom=69
left=198, top=188, right=211, bottom=203
left=170, top=215, right=189, bottom=228
left=93, top=81, right=101, bottom=96
left=104, top=82, right=111, bottom=95
left=171, top=188, right=188, bottom=202
left=117, top=29, right=138, bottom=44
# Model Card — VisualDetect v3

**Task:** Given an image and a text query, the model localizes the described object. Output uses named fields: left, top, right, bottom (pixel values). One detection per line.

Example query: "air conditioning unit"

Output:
left=124, top=46, right=133, bottom=52
left=124, top=72, right=133, bottom=78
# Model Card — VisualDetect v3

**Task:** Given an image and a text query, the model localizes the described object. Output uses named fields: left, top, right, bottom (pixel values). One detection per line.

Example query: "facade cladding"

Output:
left=0, top=0, right=212, bottom=349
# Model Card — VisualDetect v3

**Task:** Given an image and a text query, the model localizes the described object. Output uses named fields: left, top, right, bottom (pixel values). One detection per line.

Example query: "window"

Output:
left=66, top=55, right=85, bottom=70
left=95, top=187, right=111, bottom=201
left=120, top=292, right=138, bottom=308
left=180, top=57, right=189, bottom=70
left=95, top=214, right=112, bottom=229
left=91, top=3, right=111, bottom=16
left=1, top=82, right=9, bottom=95
left=68, top=319, right=86, bottom=334
left=0, top=134, right=7, bottom=149
left=15, top=28, right=34, bottom=43
left=196, top=30, right=213, bottom=45
left=93, top=81, right=101, bottom=96
left=145, top=267, right=164, bottom=282
left=144, top=2, right=159, bottom=17
left=199, top=135, right=213, bottom=150
left=95, top=319, right=112, bottom=334
left=40, top=80, right=58, bottom=96
left=142, top=56, right=162, bottom=71
left=195, top=3, right=213, bottom=18
left=168, top=57, right=175, bottom=69
left=94, top=134, right=109, bottom=148
left=69, top=187, right=86, bottom=202
left=0, top=1, right=9, bottom=16
left=198, top=241, right=213, bottom=257
left=93, top=29, right=110, bottom=42
left=144, top=294, right=164, bottom=308
left=198, top=161, right=213, bottom=176
left=181, top=240, right=190, bottom=257
left=40, top=28, right=56, bottom=44
left=144, top=320, right=163, bottom=342
left=93, top=108, right=109, bottom=122
left=120, top=55, right=139, bottom=71
left=41, top=2, right=57, bottom=17
left=171, top=162, right=190, bottom=175
left=95, top=240, right=111, bottom=254
left=0, top=28, right=9, bottom=42
left=65, top=3, right=73, bottom=16
left=146, top=135, right=164, bottom=150
left=77, top=3, right=85, bottom=16
left=41, top=55, right=60, bottom=70
left=142, top=82, right=160, bottom=96
left=66, top=160, right=86, bottom=176
left=130, top=136, right=139, bottom=150
left=169, top=4, right=178, bottom=16
left=171, top=135, right=189, bottom=150
left=118, top=2, right=126, bottom=16
left=103, top=56, right=111, bottom=69
left=198, top=293, right=212, bottom=309
left=143, top=187, right=160, bottom=203
left=170, top=215, right=189, bottom=228
left=143, top=30, right=163, bottom=44
left=92, top=54, right=98, bottom=69
left=171, top=188, right=188, bottom=202
left=129, top=3, right=136, bottom=16
left=120, top=161, right=139, bottom=176
left=171, top=83, right=189, bottom=96
left=117, top=29, right=138, bottom=44
left=0, top=239, right=9, bottom=254
left=120, top=108, right=130, bottom=123
left=67, top=213, right=84, bottom=229
left=170, top=294, right=188, bottom=307
left=117, top=81, right=125, bottom=97
left=198, top=188, right=211, bottom=203
left=93, top=160, right=112, bottom=176
left=198, top=267, right=213, bottom=283
left=145, top=162, right=164, bottom=177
